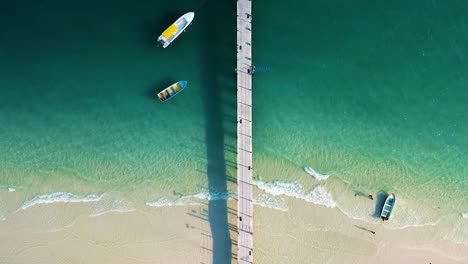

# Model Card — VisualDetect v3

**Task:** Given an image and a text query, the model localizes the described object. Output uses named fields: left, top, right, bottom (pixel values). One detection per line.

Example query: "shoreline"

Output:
left=2, top=171, right=468, bottom=245
left=0, top=201, right=238, bottom=264
left=3, top=152, right=467, bottom=236
left=1, top=197, right=468, bottom=263
left=255, top=198, right=468, bottom=264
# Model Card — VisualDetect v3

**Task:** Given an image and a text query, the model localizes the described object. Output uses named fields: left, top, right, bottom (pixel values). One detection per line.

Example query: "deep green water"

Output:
left=0, top=0, right=233, bottom=193
left=0, top=0, right=467, bottom=239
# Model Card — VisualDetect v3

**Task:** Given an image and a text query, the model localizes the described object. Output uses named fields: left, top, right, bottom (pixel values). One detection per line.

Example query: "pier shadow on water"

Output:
left=198, top=0, right=236, bottom=263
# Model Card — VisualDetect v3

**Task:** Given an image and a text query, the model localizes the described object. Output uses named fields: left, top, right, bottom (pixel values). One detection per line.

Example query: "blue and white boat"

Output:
left=380, top=193, right=396, bottom=221
left=157, top=81, right=187, bottom=102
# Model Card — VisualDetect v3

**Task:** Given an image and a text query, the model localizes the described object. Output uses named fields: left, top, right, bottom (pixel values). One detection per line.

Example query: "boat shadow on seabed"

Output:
left=372, top=190, right=389, bottom=218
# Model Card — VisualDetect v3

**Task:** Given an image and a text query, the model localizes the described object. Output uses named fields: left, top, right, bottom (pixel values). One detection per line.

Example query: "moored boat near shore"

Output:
left=381, top=193, right=396, bottom=221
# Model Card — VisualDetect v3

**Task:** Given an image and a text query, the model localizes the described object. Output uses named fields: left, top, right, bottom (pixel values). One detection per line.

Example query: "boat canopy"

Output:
left=162, top=24, right=178, bottom=39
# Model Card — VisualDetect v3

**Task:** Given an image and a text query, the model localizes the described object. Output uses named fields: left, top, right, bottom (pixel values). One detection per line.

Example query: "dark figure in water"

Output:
left=368, top=195, right=374, bottom=200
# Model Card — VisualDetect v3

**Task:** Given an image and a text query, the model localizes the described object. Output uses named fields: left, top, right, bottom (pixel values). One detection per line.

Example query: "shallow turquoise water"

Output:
left=0, top=0, right=233, bottom=195
left=0, top=0, right=467, bottom=236
left=252, top=0, right=468, bottom=209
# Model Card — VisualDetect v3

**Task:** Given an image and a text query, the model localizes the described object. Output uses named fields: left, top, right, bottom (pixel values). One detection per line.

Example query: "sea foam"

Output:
left=89, top=199, right=135, bottom=216
left=145, top=197, right=200, bottom=207
left=303, top=186, right=337, bottom=208
left=21, top=192, right=102, bottom=210
left=253, top=180, right=336, bottom=208
left=253, top=194, right=288, bottom=211
left=146, top=198, right=177, bottom=207
left=304, top=166, right=330, bottom=181
left=146, top=190, right=233, bottom=207
left=192, top=190, right=233, bottom=201
left=463, top=212, right=468, bottom=219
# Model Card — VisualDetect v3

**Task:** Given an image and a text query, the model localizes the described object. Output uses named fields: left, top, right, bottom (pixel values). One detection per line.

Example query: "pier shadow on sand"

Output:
left=198, top=0, right=236, bottom=263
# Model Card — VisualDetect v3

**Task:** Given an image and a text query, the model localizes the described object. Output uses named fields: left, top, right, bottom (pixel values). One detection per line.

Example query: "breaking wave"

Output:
left=89, top=199, right=135, bottom=216
left=253, top=180, right=336, bottom=208
left=304, top=166, right=330, bottom=181
left=146, top=190, right=234, bottom=207
left=21, top=192, right=102, bottom=210
left=253, top=194, right=288, bottom=211
left=192, top=190, right=233, bottom=201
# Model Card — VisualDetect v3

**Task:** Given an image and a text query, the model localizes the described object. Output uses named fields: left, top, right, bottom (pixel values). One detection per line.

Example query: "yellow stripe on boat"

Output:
left=174, top=83, right=181, bottom=92
left=157, top=93, right=164, bottom=101
left=162, top=24, right=178, bottom=39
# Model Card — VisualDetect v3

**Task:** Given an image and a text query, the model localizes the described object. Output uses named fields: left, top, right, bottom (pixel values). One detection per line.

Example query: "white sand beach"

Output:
left=1, top=198, right=467, bottom=264
left=254, top=198, right=468, bottom=264
left=0, top=203, right=236, bottom=264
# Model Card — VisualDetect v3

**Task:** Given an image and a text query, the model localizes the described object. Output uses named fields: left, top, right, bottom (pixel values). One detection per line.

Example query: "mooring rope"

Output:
left=194, top=0, right=209, bottom=12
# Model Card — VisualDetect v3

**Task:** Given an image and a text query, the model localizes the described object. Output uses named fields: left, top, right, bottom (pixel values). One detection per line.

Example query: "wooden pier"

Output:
left=236, top=0, right=253, bottom=263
